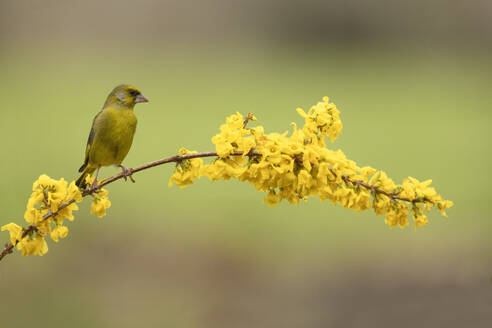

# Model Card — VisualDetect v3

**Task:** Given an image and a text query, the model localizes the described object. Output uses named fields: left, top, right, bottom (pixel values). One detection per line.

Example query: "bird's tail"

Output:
left=76, top=166, right=96, bottom=189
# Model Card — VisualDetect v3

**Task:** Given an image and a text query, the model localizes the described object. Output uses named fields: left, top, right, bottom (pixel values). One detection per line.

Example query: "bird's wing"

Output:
left=79, top=110, right=102, bottom=172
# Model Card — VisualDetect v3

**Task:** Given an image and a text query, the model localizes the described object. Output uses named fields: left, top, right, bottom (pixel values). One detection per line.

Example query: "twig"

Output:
left=329, top=169, right=431, bottom=204
left=243, top=113, right=255, bottom=128
left=0, top=149, right=429, bottom=262
left=0, top=150, right=253, bottom=262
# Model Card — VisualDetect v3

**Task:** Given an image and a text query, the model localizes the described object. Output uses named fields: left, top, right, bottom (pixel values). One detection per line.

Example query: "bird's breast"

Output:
left=91, top=108, right=137, bottom=165
left=110, top=109, right=137, bottom=138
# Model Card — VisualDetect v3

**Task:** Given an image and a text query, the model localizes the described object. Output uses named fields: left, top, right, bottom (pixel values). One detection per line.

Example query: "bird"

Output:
left=75, top=84, right=149, bottom=189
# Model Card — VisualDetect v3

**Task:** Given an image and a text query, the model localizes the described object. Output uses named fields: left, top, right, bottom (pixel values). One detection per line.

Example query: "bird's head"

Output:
left=104, top=84, right=149, bottom=108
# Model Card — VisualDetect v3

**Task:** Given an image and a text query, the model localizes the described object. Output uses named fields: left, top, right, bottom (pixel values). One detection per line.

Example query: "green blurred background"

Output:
left=1, top=1, right=491, bottom=327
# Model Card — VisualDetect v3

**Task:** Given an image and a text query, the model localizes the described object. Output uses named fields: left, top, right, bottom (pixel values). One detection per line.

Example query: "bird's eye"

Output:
left=129, top=90, right=139, bottom=96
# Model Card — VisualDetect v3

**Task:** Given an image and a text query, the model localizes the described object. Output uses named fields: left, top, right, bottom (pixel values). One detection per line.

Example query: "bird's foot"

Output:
left=119, top=165, right=135, bottom=183
left=89, top=178, right=99, bottom=191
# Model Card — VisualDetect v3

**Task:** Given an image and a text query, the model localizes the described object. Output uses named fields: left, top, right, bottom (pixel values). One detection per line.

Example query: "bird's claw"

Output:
left=119, top=165, right=135, bottom=183
left=90, top=179, right=99, bottom=190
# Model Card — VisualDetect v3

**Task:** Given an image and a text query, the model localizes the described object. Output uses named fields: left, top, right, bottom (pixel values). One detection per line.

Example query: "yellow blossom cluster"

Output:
left=169, top=97, right=453, bottom=229
left=90, top=189, right=112, bottom=218
left=169, top=148, right=204, bottom=188
left=1, top=174, right=111, bottom=256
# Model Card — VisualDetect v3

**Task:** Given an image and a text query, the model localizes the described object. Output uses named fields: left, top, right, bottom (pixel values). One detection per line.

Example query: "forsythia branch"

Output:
left=0, top=96, right=453, bottom=263
left=0, top=151, right=251, bottom=262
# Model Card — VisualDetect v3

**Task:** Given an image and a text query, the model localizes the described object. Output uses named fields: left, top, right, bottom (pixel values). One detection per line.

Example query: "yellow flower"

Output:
left=168, top=148, right=204, bottom=187
left=1, top=223, right=23, bottom=245
left=50, top=225, right=69, bottom=242
left=400, top=178, right=416, bottom=200
left=17, top=235, right=49, bottom=256
left=36, top=220, right=51, bottom=235
left=24, top=207, right=44, bottom=225
left=263, top=190, right=278, bottom=207
left=91, top=198, right=111, bottom=218
left=414, top=213, right=429, bottom=229
left=296, top=107, right=308, bottom=118
left=90, top=189, right=111, bottom=218
left=31, top=175, right=68, bottom=213
left=56, top=202, right=79, bottom=222
left=68, top=181, right=83, bottom=203
left=32, top=174, right=55, bottom=191
left=26, top=189, right=44, bottom=211
left=373, top=197, right=390, bottom=215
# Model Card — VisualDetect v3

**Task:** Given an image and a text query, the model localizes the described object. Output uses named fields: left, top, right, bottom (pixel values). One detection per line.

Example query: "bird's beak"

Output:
left=135, top=94, right=149, bottom=103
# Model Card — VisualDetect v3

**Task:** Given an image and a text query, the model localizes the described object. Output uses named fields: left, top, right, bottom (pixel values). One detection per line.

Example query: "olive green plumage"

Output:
left=76, top=84, right=148, bottom=188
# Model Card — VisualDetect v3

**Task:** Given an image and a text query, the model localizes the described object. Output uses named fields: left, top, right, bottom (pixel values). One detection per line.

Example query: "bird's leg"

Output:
left=118, top=165, right=135, bottom=183
left=90, top=167, right=101, bottom=190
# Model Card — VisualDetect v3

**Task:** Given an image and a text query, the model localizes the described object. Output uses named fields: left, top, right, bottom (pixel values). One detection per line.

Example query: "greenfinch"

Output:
left=76, top=84, right=148, bottom=189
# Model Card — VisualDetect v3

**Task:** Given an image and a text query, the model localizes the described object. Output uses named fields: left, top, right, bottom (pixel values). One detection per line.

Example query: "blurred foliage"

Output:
left=1, top=0, right=491, bottom=45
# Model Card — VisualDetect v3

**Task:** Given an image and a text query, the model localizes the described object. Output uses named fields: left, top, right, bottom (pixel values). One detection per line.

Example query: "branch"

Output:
left=0, top=151, right=250, bottom=262
left=0, top=150, right=430, bottom=263
left=330, top=169, right=431, bottom=204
